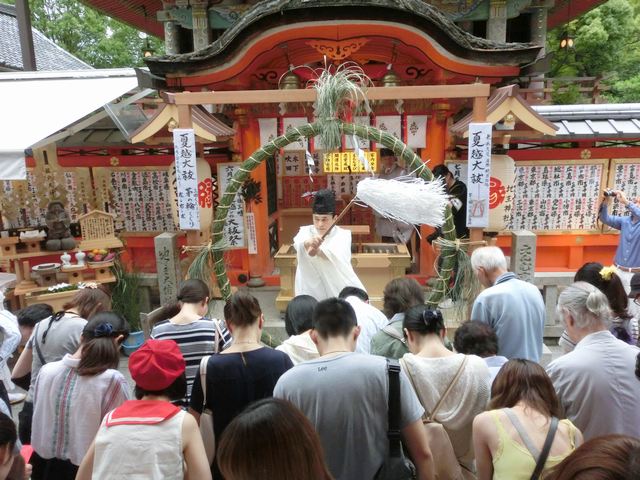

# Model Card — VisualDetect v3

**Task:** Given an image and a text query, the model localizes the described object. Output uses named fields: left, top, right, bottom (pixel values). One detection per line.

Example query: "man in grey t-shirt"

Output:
left=274, top=298, right=435, bottom=480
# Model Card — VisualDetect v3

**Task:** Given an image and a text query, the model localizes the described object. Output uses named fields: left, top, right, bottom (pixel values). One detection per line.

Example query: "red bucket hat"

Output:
left=129, top=339, right=185, bottom=391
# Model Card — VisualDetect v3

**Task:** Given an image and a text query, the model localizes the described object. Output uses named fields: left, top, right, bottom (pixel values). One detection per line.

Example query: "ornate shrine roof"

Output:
left=145, top=0, right=542, bottom=81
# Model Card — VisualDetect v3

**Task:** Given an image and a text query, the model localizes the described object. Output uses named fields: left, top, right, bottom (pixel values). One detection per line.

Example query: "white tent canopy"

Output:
left=0, top=68, right=139, bottom=180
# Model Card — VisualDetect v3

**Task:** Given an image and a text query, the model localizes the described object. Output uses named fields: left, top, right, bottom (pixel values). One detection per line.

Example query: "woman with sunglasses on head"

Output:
left=29, top=312, right=131, bottom=480
left=399, top=304, right=490, bottom=476
left=11, top=286, right=111, bottom=446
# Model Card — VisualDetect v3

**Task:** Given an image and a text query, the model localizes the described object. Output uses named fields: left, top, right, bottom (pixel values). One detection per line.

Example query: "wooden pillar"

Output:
left=241, top=115, right=272, bottom=280
left=163, top=20, right=180, bottom=55
left=469, top=93, right=488, bottom=249
left=420, top=110, right=448, bottom=276
left=15, top=0, right=36, bottom=71
left=191, top=0, right=211, bottom=52
left=487, top=0, right=507, bottom=43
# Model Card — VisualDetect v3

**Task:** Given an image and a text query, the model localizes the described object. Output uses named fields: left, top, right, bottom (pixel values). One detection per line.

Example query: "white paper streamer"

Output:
left=356, top=177, right=448, bottom=227
left=305, top=150, right=315, bottom=183
left=351, top=134, right=371, bottom=173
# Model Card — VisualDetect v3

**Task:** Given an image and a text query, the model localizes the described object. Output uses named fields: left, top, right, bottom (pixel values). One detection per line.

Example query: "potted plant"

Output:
left=111, top=259, right=144, bottom=355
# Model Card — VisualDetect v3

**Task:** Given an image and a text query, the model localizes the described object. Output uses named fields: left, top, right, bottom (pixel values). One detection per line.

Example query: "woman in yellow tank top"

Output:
left=472, top=359, right=584, bottom=480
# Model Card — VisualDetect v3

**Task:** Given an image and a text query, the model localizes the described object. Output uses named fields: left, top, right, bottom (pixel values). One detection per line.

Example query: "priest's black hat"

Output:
left=312, top=189, right=336, bottom=215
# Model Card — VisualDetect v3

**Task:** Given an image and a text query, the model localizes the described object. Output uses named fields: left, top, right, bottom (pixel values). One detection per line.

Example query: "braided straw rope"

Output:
left=187, top=120, right=457, bottom=307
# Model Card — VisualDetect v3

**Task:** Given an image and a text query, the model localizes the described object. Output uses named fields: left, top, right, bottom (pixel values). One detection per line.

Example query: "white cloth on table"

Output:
left=293, top=225, right=365, bottom=301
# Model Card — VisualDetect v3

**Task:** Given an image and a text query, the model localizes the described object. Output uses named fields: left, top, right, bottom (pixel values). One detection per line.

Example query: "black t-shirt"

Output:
left=190, top=347, right=293, bottom=477
left=449, top=179, right=469, bottom=238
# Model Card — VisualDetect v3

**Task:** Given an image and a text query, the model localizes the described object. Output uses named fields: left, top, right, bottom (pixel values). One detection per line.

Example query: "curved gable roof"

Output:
left=146, top=0, right=541, bottom=77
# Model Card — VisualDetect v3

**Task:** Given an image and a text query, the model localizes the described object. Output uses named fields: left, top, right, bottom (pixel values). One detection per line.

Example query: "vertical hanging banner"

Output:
left=173, top=129, right=200, bottom=230
left=217, top=163, right=246, bottom=249
left=282, top=117, right=308, bottom=151
left=375, top=115, right=402, bottom=140
left=258, top=118, right=278, bottom=147
left=345, top=116, right=371, bottom=150
left=245, top=212, right=258, bottom=254
left=406, top=115, right=427, bottom=148
left=466, top=123, right=492, bottom=228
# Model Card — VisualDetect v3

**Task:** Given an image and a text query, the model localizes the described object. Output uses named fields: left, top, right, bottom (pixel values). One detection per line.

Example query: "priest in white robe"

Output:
left=293, top=189, right=365, bottom=300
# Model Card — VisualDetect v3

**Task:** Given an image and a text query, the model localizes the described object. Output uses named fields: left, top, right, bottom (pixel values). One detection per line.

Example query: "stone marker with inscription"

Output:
left=510, top=230, right=536, bottom=284
left=154, top=233, right=182, bottom=307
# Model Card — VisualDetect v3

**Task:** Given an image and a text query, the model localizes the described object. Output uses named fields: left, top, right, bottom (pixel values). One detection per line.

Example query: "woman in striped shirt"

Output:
left=151, top=279, right=232, bottom=406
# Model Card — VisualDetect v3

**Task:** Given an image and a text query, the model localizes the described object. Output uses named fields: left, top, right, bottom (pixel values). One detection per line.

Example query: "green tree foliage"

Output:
left=6, top=0, right=164, bottom=68
left=548, top=0, right=640, bottom=103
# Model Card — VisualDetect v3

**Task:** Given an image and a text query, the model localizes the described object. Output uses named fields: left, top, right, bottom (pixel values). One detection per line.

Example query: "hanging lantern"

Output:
left=142, top=38, right=155, bottom=58
left=280, top=71, right=301, bottom=90
left=559, top=31, right=574, bottom=49
left=381, top=69, right=401, bottom=87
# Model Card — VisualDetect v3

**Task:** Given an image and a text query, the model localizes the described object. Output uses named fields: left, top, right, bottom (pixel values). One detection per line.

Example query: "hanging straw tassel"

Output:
left=355, top=176, right=449, bottom=228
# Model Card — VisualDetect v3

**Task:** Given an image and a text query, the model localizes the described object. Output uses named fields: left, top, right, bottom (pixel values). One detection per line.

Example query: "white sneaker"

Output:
left=8, top=392, right=25, bottom=405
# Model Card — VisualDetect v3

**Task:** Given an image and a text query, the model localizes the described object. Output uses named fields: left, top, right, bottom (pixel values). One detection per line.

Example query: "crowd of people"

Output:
left=0, top=242, right=637, bottom=479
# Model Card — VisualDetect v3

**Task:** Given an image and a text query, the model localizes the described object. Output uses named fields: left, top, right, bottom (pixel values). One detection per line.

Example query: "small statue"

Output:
left=45, top=201, right=76, bottom=251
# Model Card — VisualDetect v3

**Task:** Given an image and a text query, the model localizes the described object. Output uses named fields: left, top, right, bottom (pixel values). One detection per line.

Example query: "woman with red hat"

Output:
left=76, top=339, right=211, bottom=480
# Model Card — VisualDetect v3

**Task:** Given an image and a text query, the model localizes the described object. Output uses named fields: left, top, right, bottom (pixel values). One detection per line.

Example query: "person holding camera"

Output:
left=599, top=189, right=640, bottom=316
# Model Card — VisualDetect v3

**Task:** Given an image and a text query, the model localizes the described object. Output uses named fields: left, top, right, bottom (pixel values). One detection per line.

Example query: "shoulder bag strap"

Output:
left=503, top=408, right=541, bottom=458
left=382, top=324, right=406, bottom=344
left=530, top=417, right=559, bottom=480
left=399, top=356, right=468, bottom=422
left=399, top=358, right=426, bottom=422
left=32, top=322, right=46, bottom=366
left=428, top=356, right=468, bottom=422
left=213, top=320, right=221, bottom=354
left=199, top=356, right=211, bottom=412
left=386, top=358, right=403, bottom=456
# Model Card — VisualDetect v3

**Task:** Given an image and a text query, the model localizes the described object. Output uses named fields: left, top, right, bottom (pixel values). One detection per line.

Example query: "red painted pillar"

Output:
left=420, top=108, right=448, bottom=277
left=241, top=115, right=272, bottom=278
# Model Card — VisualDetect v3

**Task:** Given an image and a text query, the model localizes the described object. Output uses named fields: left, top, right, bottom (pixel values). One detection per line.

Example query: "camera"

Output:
left=603, top=189, right=617, bottom=197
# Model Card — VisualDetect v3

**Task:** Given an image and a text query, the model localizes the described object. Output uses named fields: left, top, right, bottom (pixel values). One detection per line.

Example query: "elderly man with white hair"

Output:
left=470, top=246, right=545, bottom=362
left=546, top=282, right=640, bottom=440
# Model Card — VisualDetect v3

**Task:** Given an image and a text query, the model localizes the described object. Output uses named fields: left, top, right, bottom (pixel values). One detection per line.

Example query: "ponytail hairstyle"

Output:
left=150, top=279, right=210, bottom=327
left=224, top=291, right=261, bottom=328
left=403, top=304, right=445, bottom=336
left=557, top=281, right=611, bottom=330
left=42, top=287, right=111, bottom=344
left=575, top=262, right=631, bottom=320
left=78, top=311, right=129, bottom=376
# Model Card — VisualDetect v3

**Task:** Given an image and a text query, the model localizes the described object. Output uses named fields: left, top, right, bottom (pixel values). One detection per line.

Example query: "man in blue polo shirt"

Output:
left=470, top=246, right=545, bottom=362
left=600, top=190, right=640, bottom=317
